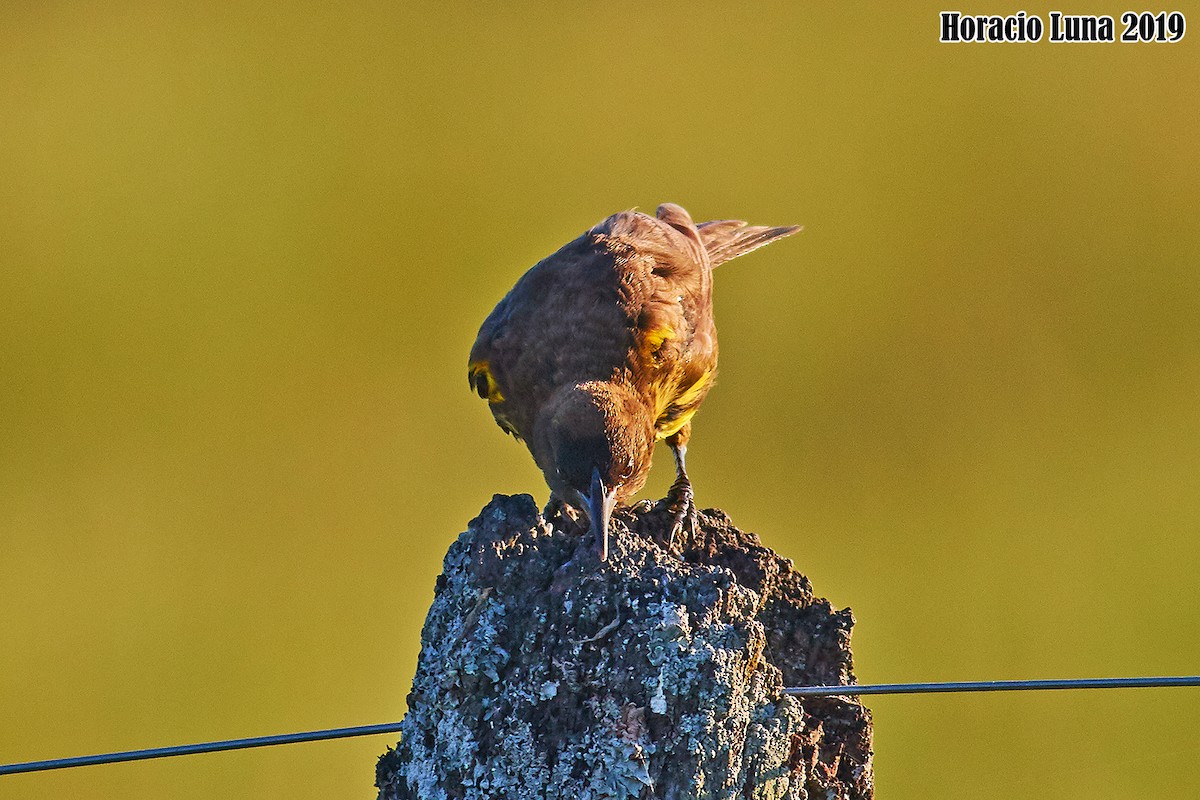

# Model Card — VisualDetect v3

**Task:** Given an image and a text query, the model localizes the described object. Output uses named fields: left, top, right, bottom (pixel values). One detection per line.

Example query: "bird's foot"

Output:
left=543, top=496, right=585, bottom=532
left=664, top=476, right=698, bottom=553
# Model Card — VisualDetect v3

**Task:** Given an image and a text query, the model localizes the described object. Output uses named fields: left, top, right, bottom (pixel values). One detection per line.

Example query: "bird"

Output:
left=468, top=203, right=800, bottom=560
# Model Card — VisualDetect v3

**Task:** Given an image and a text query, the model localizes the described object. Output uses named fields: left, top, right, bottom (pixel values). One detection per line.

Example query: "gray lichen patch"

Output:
left=376, top=494, right=873, bottom=800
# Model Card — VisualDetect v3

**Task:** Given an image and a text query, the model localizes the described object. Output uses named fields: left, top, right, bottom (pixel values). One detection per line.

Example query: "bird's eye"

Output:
left=473, top=373, right=489, bottom=399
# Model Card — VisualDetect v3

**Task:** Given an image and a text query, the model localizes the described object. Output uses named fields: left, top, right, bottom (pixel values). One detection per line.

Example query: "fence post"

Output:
left=376, top=494, right=874, bottom=799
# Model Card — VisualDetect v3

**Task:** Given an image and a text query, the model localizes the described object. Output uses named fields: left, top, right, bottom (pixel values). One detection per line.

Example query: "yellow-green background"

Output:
left=2, top=4, right=1197, bottom=798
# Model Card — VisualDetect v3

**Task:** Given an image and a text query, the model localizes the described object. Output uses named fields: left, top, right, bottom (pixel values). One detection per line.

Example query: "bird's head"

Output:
left=538, top=381, right=655, bottom=559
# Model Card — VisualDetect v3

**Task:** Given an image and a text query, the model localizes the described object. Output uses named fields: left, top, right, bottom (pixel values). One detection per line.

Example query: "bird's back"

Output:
left=469, top=205, right=714, bottom=444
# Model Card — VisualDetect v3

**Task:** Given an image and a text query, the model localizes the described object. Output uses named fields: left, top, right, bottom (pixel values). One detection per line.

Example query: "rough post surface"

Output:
left=377, top=494, right=873, bottom=800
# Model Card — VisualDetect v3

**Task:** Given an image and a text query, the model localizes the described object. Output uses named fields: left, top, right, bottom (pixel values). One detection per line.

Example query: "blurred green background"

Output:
left=2, top=3, right=1198, bottom=797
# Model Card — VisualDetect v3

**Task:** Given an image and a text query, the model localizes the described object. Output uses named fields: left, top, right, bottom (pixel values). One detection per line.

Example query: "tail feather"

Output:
left=697, top=219, right=802, bottom=267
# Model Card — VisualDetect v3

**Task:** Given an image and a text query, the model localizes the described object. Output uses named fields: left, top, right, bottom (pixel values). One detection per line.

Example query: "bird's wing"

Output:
left=596, top=205, right=718, bottom=441
left=623, top=207, right=802, bottom=438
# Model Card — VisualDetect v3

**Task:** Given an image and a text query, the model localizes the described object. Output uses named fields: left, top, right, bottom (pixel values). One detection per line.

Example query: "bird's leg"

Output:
left=665, top=428, right=698, bottom=552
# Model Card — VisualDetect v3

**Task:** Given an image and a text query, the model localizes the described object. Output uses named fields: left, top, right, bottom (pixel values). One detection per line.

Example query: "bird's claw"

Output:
left=543, top=496, right=584, bottom=532
left=664, top=477, right=698, bottom=553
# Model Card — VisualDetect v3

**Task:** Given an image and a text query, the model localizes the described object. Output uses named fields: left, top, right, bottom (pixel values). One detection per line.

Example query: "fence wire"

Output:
left=3, top=675, right=1199, bottom=777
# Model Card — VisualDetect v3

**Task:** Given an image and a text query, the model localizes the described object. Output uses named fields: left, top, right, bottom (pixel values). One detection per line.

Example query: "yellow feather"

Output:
left=468, top=360, right=505, bottom=404
left=641, top=325, right=675, bottom=358
left=656, top=407, right=698, bottom=440
left=653, top=368, right=712, bottom=439
left=671, top=368, right=712, bottom=409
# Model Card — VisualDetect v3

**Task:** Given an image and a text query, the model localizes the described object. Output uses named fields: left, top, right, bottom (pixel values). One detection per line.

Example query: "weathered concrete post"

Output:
left=376, top=494, right=873, bottom=799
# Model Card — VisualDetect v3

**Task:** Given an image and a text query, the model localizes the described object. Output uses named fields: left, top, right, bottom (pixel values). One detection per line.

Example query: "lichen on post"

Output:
left=376, top=494, right=873, bottom=799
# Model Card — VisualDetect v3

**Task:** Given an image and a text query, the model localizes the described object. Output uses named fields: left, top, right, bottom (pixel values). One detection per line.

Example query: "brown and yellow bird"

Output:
left=469, top=203, right=800, bottom=560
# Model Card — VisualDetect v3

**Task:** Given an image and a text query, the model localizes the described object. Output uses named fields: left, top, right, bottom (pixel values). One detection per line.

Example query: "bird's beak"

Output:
left=588, top=466, right=618, bottom=561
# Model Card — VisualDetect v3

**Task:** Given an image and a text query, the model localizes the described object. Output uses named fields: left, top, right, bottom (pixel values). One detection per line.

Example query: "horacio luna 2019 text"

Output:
left=940, top=11, right=1186, bottom=42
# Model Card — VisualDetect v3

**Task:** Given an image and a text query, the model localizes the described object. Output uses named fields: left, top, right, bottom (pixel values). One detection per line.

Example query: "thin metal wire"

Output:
left=0, top=722, right=404, bottom=777
left=784, top=675, right=1200, bottom=697
left=3, top=676, right=1199, bottom=777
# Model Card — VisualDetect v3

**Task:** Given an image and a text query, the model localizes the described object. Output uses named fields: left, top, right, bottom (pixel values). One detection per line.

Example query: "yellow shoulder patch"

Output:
left=671, top=367, right=712, bottom=409
left=653, top=368, right=713, bottom=440
left=468, top=360, right=505, bottom=404
left=640, top=325, right=675, bottom=360
left=655, top=408, right=697, bottom=440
